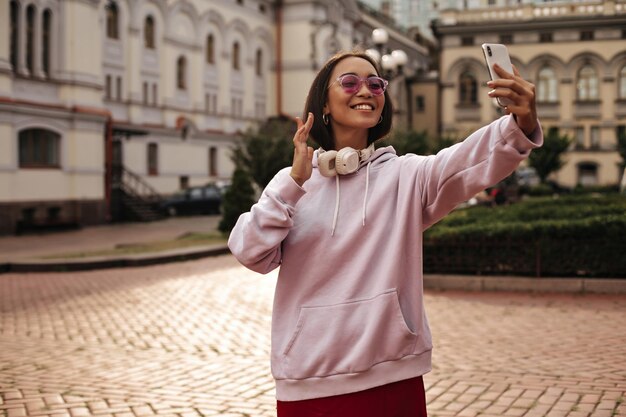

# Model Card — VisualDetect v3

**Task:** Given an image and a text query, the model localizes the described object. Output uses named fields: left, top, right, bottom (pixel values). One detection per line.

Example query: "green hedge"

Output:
left=423, top=195, right=626, bottom=277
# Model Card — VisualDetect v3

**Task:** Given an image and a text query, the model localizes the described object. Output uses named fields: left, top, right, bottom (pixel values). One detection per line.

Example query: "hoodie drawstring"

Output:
left=362, top=161, right=372, bottom=226
left=331, top=175, right=340, bottom=236
left=330, top=160, right=372, bottom=236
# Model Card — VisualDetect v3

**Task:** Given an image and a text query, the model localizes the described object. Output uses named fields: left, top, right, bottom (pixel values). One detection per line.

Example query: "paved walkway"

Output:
left=0, top=216, right=221, bottom=263
left=1, top=255, right=625, bottom=417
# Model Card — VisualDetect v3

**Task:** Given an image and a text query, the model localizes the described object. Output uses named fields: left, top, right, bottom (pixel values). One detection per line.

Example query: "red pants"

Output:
left=277, top=376, right=427, bottom=417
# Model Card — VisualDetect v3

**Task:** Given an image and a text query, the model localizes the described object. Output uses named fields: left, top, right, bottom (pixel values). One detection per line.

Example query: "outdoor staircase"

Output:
left=111, top=164, right=166, bottom=222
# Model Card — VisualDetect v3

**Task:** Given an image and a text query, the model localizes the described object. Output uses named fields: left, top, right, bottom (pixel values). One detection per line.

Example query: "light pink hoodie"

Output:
left=228, top=115, right=542, bottom=401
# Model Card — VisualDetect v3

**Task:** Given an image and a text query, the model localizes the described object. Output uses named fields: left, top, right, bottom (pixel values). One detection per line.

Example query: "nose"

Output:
left=356, top=80, right=373, bottom=97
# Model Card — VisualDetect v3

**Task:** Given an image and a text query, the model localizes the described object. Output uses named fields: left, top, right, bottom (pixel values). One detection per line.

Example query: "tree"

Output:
left=432, top=135, right=457, bottom=155
left=218, top=167, right=255, bottom=233
left=233, top=115, right=297, bottom=189
left=617, top=129, right=626, bottom=170
left=618, top=130, right=626, bottom=193
left=220, top=116, right=298, bottom=233
left=528, top=128, right=571, bottom=184
left=381, top=129, right=430, bottom=156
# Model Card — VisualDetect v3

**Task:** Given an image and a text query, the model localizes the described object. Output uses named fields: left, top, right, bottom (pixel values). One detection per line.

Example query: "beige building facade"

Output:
left=0, top=0, right=428, bottom=235
left=432, top=0, right=626, bottom=188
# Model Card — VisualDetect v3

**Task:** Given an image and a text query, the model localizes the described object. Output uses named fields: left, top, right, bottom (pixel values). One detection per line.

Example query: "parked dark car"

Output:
left=161, top=185, right=222, bottom=216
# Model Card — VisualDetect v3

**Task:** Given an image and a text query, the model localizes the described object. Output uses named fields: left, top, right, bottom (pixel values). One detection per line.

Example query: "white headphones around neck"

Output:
left=317, top=144, right=376, bottom=177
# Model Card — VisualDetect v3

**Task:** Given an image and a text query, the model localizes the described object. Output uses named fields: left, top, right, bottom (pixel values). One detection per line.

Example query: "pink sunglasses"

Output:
left=329, top=74, right=389, bottom=96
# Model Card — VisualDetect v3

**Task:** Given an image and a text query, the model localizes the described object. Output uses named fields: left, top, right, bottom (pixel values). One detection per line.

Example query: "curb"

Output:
left=2, top=248, right=625, bottom=295
left=423, top=274, right=626, bottom=295
left=0, top=245, right=232, bottom=273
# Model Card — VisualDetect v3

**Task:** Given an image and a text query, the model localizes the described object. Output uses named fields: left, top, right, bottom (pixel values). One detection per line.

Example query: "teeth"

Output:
left=353, top=104, right=373, bottom=110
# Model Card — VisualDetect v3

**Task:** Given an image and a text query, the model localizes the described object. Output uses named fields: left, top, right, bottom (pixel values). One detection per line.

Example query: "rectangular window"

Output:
left=143, top=82, right=149, bottom=105
left=499, top=34, right=513, bottom=44
left=590, top=126, right=600, bottom=149
left=209, top=147, right=218, bottom=176
left=539, top=32, right=553, bottom=43
left=148, top=143, right=158, bottom=175
left=461, top=36, right=474, bottom=46
left=575, top=127, right=585, bottom=150
left=26, top=6, right=34, bottom=74
left=152, top=83, right=157, bottom=106
left=105, top=75, right=112, bottom=99
left=179, top=176, right=189, bottom=190
left=580, top=31, right=594, bottom=41
left=42, top=11, right=52, bottom=77
left=116, top=76, right=122, bottom=101
left=10, top=1, right=18, bottom=72
left=415, top=96, right=425, bottom=112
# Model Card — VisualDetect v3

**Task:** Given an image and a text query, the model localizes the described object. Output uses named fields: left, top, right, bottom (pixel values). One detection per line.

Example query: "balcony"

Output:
left=455, top=103, right=481, bottom=122
left=573, top=100, right=601, bottom=119
left=536, top=101, right=560, bottom=120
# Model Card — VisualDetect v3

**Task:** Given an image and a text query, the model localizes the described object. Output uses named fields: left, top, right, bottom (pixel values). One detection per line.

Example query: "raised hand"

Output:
left=488, top=64, right=538, bottom=136
left=290, top=112, right=315, bottom=187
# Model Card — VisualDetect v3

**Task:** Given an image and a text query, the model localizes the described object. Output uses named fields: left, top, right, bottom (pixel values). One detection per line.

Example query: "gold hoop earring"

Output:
left=378, top=116, right=383, bottom=125
left=323, top=114, right=330, bottom=125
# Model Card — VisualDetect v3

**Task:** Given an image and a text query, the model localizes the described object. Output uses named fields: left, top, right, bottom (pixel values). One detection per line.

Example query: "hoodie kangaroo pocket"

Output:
left=281, top=289, right=417, bottom=380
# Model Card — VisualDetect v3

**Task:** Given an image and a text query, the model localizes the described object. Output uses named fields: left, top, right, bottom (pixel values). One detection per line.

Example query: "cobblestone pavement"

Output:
left=1, top=255, right=625, bottom=417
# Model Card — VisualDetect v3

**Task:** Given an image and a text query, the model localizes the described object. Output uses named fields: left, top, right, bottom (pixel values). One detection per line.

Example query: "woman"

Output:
left=228, top=51, right=542, bottom=416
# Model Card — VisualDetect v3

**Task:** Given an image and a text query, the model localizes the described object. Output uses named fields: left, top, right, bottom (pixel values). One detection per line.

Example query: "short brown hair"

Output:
left=303, top=51, right=393, bottom=150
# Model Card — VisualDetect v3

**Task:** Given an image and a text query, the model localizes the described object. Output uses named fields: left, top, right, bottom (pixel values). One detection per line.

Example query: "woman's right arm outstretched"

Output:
left=228, top=114, right=314, bottom=274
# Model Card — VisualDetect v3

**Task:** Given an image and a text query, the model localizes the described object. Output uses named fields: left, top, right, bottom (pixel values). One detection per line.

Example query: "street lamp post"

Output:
left=366, top=28, right=408, bottom=80
left=365, top=28, right=410, bottom=129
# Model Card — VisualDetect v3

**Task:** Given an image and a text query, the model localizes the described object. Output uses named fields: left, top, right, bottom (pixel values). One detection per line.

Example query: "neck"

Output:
left=332, top=127, right=368, bottom=150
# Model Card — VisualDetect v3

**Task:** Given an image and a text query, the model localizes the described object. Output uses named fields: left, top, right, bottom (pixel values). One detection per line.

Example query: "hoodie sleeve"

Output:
left=413, top=115, right=543, bottom=229
left=228, top=168, right=306, bottom=274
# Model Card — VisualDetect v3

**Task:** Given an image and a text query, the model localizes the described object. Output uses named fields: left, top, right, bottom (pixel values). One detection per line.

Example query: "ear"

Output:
left=322, top=102, right=329, bottom=115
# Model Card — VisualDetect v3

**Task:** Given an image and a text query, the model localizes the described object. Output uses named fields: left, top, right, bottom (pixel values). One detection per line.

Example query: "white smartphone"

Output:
left=481, top=43, right=514, bottom=107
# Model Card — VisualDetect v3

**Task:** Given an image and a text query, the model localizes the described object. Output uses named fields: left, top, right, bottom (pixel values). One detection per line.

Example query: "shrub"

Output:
left=424, top=195, right=626, bottom=277
left=218, top=168, right=255, bottom=233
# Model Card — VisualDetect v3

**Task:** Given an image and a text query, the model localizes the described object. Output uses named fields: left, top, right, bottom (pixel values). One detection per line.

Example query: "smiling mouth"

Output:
left=351, top=104, right=374, bottom=110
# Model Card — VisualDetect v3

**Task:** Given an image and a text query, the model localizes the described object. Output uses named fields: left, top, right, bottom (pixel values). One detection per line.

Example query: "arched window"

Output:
left=459, top=71, right=477, bottom=104
left=619, top=65, right=626, bottom=99
left=206, top=34, right=214, bottom=64
left=10, top=0, right=19, bottom=72
left=577, top=65, right=599, bottom=101
left=537, top=66, right=558, bottom=103
left=42, top=9, right=52, bottom=77
left=26, top=5, right=35, bottom=74
left=255, top=49, right=263, bottom=76
left=106, top=1, right=119, bottom=39
left=18, top=129, right=61, bottom=168
left=177, top=56, right=187, bottom=90
left=232, top=42, right=240, bottom=70
left=144, top=16, right=155, bottom=49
